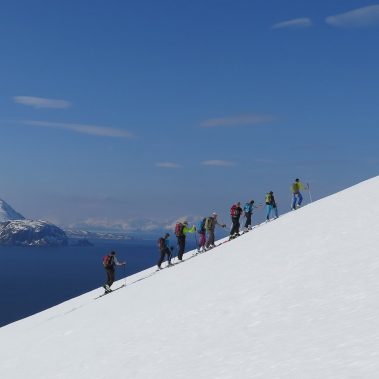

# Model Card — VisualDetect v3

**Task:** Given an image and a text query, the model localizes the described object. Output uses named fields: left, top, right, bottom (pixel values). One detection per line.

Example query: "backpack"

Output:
left=205, top=217, right=212, bottom=230
left=175, top=222, right=184, bottom=236
left=230, top=204, right=238, bottom=217
left=157, top=237, right=165, bottom=250
left=197, top=218, right=206, bottom=234
left=243, top=202, right=251, bottom=213
left=103, top=255, right=113, bottom=268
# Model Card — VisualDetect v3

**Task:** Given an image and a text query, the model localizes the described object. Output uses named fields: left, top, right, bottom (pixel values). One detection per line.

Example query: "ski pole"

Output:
left=307, top=182, right=313, bottom=203
left=194, top=231, right=199, bottom=252
left=123, top=264, right=127, bottom=287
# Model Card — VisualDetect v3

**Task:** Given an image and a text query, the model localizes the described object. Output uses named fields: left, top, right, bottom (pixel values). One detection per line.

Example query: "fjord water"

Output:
left=0, top=239, right=195, bottom=327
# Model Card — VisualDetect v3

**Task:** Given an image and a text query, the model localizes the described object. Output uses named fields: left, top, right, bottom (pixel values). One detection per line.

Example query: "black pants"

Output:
left=158, top=247, right=172, bottom=268
left=230, top=217, right=240, bottom=236
left=177, top=235, right=186, bottom=260
left=105, top=268, right=115, bottom=287
left=244, top=212, right=252, bottom=228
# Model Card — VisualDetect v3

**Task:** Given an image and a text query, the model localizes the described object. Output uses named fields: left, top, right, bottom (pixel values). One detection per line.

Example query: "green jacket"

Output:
left=291, top=181, right=304, bottom=193
left=183, top=225, right=196, bottom=235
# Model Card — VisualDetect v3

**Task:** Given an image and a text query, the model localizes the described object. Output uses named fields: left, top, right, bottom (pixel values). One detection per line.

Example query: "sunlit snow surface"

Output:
left=0, top=177, right=379, bottom=378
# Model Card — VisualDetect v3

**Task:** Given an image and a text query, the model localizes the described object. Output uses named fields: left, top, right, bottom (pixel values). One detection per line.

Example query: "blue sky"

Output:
left=0, top=0, right=378, bottom=231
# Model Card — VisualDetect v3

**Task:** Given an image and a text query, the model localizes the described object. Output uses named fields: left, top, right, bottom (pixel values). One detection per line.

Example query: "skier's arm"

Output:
left=183, top=225, right=196, bottom=234
left=216, top=220, right=226, bottom=228
left=114, top=256, right=126, bottom=266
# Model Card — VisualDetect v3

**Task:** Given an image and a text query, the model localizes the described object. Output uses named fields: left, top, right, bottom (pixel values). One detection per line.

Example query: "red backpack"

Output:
left=175, top=222, right=184, bottom=236
left=230, top=204, right=238, bottom=217
left=103, top=255, right=113, bottom=268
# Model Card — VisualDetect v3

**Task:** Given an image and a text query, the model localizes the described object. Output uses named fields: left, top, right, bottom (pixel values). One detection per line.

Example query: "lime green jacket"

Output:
left=291, top=181, right=304, bottom=193
left=183, top=225, right=196, bottom=235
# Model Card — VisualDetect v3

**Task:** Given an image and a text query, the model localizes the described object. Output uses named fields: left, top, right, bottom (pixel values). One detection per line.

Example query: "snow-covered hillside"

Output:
left=0, top=177, right=378, bottom=378
left=0, top=199, right=25, bottom=221
left=0, top=219, right=68, bottom=246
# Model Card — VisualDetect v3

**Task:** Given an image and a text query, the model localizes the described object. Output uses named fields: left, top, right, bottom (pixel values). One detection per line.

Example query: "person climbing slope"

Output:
left=291, top=178, right=306, bottom=210
left=205, top=213, right=226, bottom=249
left=102, top=251, right=126, bottom=293
left=229, top=202, right=243, bottom=239
left=175, top=221, right=196, bottom=261
left=157, top=233, right=173, bottom=269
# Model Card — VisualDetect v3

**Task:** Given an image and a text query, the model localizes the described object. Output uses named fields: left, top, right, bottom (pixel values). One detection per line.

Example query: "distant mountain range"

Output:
left=0, top=199, right=67, bottom=246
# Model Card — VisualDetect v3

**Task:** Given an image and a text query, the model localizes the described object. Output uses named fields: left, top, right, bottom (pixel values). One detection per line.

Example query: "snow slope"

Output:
left=0, top=177, right=379, bottom=379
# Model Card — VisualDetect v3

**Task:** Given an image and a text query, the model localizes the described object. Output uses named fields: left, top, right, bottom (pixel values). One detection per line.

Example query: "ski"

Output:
left=95, top=284, right=125, bottom=299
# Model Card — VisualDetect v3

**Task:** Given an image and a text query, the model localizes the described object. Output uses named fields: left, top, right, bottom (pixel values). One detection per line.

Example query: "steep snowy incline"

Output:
left=0, top=177, right=379, bottom=378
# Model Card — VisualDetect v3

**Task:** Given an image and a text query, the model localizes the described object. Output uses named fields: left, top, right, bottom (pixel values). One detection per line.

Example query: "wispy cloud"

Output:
left=272, top=17, right=312, bottom=29
left=326, top=5, right=379, bottom=27
left=202, top=160, right=234, bottom=167
left=21, top=120, right=133, bottom=138
left=155, top=162, right=182, bottom=168
left=14, top=96, right=71, bottom=109
left=201, top=114, right=275, bottom=128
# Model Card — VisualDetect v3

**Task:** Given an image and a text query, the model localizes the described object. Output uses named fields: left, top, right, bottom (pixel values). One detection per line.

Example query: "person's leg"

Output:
left=108, top=269, right=115, bottom=288
left=157, top=249, right=165, bottom=268
left=274, top=206, right=279, bottom=218
left=209, top=230, right=215, bottom=247
left=266, top=204, right=272, bottom=220
left=199, top=233, right=206, bottom=249
left=297, top=192, right=303, bottom=206
left=165, top=248, right=172, bottom=265
left=245, top=213, right=251, bottom=228
left=292, top=194, right=297, bottom=210
left=178, top=236, right=185, bottom=260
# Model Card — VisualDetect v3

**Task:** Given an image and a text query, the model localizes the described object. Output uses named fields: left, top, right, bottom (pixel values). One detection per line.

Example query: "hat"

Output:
left=295, top=178, right=299, bottom=182
left=212, top=212, right=217, bottom=217
left=165, top=233, right=170, bottom=237
left=183, top=221, right=188, bottom=225
left=110, top=251, right=116, bottom=255
left=269, top=191, right=273, bottom=194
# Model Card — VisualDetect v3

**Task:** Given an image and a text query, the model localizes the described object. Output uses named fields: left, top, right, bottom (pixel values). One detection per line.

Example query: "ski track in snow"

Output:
left=1, top=177, right=379, bottom=378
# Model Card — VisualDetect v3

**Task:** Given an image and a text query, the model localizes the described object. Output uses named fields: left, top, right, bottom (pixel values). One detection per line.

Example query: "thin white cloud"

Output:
left=21, top=120, right=133, bottom=138
left=155, top=162, right=182, bottom=168
left=202, top=160, right=234, bottom=167
left=272, top=17, right=312, bottom=29
left=326, top=5, right=379, bottom=27
left=14, top=96, right=71, bottom=109
left=201, top=114, right=275, bottom=128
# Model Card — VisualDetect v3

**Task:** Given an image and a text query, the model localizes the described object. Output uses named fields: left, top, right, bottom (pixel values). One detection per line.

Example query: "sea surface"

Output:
left=0, top=239, right=196, bottom=327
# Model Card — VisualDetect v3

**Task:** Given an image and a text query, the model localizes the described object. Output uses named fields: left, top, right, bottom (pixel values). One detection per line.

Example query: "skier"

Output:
left=197, top=217, right=207, bottom=252
left=291, top=178, right=305, bottom=210
left=205, top=212, right=226, bottom=249
left=229, top=201, right=243, bottom=239
left=265, top=191, right=279, bottom=221
left=175, top=221, right=196, bottom=261
left=243, top=200, right=256, bottom=231
left=157, top=233, right=173, bottom=269
left=103, top=251, right=126, bottom=293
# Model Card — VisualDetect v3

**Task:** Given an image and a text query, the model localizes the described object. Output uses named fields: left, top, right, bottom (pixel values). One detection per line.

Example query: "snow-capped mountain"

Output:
left=0, top=199, right=67, bottom=246
left=0, top=220, right=68, bottom=246
left=0, top=199, right=25, bottom=221
left=0, top=177, right=378, bottom=378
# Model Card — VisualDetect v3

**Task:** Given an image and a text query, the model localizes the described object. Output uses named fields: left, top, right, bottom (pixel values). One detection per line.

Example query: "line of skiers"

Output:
left=102, top=178, right=308, bottom=289
left=156, top=178, right=308, bottom=269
